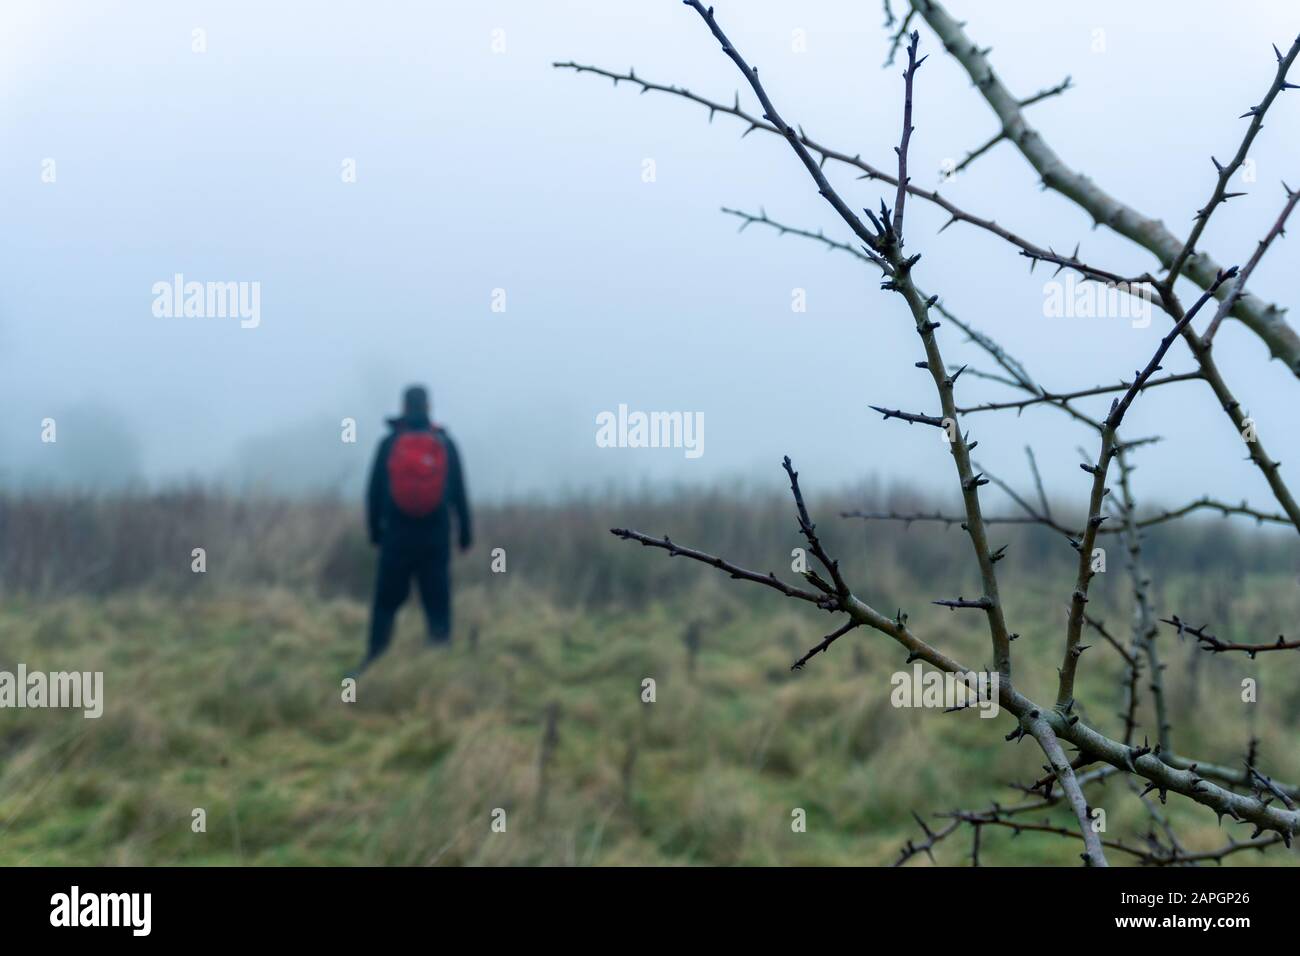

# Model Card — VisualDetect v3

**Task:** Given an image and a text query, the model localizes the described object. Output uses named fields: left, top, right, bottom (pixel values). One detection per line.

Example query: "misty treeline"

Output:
left=0, top=485, right=1287, bottom=605
left=1, top=405, right=366, bottom=497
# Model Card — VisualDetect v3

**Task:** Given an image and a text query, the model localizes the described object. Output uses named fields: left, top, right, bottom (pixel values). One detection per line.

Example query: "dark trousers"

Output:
left=367, top=529, right=452, bottom=662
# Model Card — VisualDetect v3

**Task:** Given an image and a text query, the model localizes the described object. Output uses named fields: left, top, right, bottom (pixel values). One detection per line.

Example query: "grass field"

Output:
left=0, top=490, right=1297, bottom=866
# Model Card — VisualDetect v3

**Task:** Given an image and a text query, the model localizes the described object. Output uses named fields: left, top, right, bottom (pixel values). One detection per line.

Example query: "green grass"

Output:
left=1, top=567, right=1296, bottom=866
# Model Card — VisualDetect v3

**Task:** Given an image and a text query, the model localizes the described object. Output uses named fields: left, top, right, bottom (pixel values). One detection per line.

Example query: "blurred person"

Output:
left=351, top=385, right=472, bottom=676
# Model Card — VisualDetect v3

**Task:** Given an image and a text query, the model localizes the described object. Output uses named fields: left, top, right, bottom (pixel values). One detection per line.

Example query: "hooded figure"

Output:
left=356, top=385, right=472, bottom=674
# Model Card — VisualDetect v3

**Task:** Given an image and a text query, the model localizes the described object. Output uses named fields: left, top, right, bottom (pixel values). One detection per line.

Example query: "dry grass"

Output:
left=0, top=490, right=1295, bottom=865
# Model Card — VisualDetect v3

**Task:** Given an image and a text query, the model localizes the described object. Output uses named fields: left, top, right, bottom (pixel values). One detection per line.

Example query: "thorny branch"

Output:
left=905, top=0, right=1300, bottom=375
left=1203, top=183, right=1300, bottom=344
left=671, top=3, right=1021, bottom=690
left=956, top=372, right=1201, bottom=417
left=571, top=1, right=1300, bottom=865
left=722, top=203, right=1298, bottom=846
left=1166, top=44, right=1300, bottom=287
left=553, top=65, right=1107, bottom=278
left=1056, top=269, right=1240, bottom=716
left=727, top=202, right=1297, bottom=537
left=719, top=206, right=1300, bottom=544
left=562, top=7, right=1300, bottom=533
left=1161, top=616, right=1300, bottom=658
left=905, top=0, right=1300, bottom=535
left=1113, top=445, right=1171, bottom=755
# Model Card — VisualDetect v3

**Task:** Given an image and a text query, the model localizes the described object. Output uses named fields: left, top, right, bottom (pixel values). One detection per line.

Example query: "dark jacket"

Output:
left=367, top=413, right=472, bottom=549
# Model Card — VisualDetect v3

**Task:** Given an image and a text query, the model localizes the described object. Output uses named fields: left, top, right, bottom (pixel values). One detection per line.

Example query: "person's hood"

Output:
left=385, top=411, right=434, bottom=431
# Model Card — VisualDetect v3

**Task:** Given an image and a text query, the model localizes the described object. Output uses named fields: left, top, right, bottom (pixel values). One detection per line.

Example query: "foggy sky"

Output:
left=2, top=0, right=1298, bottom=513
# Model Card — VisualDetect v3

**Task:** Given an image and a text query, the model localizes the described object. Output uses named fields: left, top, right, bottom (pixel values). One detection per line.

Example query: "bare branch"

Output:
left=933, top=596, right=993, bottom=610
left=892, top=31, right=925, bottom=238
left=1025, top=446, right=1052, bottom=524
left=608, top=527, right=833, bottom=608
left=1111, top=269, right=1237, bottom=430
left=1056, top=268, right=1239, bottom=712
left=1114, top=444, right=1170, bottom=754
left=948, top=75, right=1072, bottom=177
left=942, top=809, right=1283, bottom=865
left=842, top=508, right=1066, bottom=532
left=1155, top=284, right=1300, bottom=533
left=1087, top=612, right=1145, bottom=747
left=908, top=0, right=1300, bottom=374
left=868, top=404, right=946, bottom=427
left=1249, top=764, right=1298, bottom=812
left=896, top=765, right=1116, bottom=866
left=673, top=1, right=1016, bottom=681
left=882, top=6, right=916, bottom=67
left=956, top=372, right=1201, bottom=416
left=1083, top=613, right=1136, bottom=669
left=1161, top=615, right=1300, bottom=658
left=893, top=814, right=959, bottom=866
left=975, top=458, right=1072, bottom=539
left=1019, top=244, right=1157, bottom=289
left=782, top=455, right=851, bottom=598
left=596, top=1, right=1300, bottom=863
left=678, top=1, right=890, bottom=259
left=555, top=62, right=1087, bottom=270
left=613, top=517, right=1300, bottom=846
left=726, top=203, right=1293, bottom=543
left=1024, top=715, right=1108, bottom=865
left=721, top=206, right=880, bottom=268
left=1166, top=43, right=1300, bottom=284
left=1204, top=183, right=1300, bottom=343
left=1133, top=496, right=1292, bottom=530
left=791, top=620, right=860, bottom=670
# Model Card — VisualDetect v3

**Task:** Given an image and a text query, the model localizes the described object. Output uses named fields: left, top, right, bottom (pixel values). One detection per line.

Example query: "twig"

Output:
left=1166, top=44, right=1300, bottom=285
left=609, top=527, right=833, bottom=608
left=782, top=455, right=851, bottom=598
left=892, top=31, right=925, bottom=238
left=555, top=63, right=1091, bottom=271
left=1160, top=615, right=1300, bottom=658
left=1056, top=268, right=1239, bottom=712
left=956, top=372, right=1200, bottom=416
left=1025, top=446, right=1052, bottom=524
left=883, top=7, right=916, bottom=67
left=948, top=76, right=1072, bottom=176
left=1204, top=183, right=1300, bottom=343
left=1115, top=444, right=1170, bottom=755
left=791, top=620, right=860, bottom=670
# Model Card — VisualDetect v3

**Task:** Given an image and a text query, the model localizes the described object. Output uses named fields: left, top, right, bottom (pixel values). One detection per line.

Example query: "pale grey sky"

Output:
left=2, top=0, right=1298, bottom=513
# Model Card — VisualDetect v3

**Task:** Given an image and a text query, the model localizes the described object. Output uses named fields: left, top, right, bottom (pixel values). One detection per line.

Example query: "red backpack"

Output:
left=387, top=428, right=449, bottom=517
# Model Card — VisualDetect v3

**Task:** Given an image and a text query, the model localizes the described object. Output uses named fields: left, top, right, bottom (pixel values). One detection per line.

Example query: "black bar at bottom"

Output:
left=0, top=864, right=1283, bottom=940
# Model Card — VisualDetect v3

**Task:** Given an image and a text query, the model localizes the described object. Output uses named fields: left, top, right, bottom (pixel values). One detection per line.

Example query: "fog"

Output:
left=2, top=0, right=1298, bottom=508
